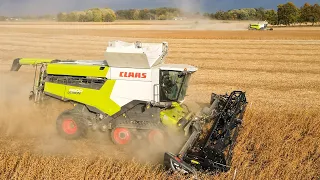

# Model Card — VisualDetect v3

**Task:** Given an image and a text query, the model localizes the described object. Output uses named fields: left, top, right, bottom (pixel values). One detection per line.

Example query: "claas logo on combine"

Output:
left=68, top=89, right=83, bottom=94
left=119, top=72, right=147, bottom=79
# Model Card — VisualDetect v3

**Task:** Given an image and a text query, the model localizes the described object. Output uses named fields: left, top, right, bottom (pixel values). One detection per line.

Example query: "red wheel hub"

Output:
left=148, top=129, right=165, bottom=144
left=62, top=119, right=77, bottom=135
left=113, top=128, right=131, bottom=145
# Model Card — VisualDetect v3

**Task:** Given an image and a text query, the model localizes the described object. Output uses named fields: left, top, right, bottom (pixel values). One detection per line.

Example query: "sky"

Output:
left=0, top=0, right=319, bottom=16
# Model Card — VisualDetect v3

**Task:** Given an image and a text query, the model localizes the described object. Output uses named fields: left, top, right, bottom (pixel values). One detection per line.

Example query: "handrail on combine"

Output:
left=10, top=58, right=54, bottom=71
left=10, top=58, right=53, bottom=103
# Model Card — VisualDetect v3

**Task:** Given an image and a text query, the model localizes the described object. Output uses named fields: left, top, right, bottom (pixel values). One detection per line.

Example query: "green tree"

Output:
left=277, top=4, right=285, bottom=24
left=227, top=11, right=236, bottom=20
left=139, top=9, right=150, bottom=20
left=277, top=2, right=299, bottom=25
left=133, top=9, right=140, bottom=20
left=287, top=2, right=300, bottom=25
left=114, top=7, right=180, bottom=20
left=265, top=9, right=278, bottom=25
left=165, top=12, right=175, bottom=20
left=214, top=11, right=225, bottom=20
left=227, top=9, right=238, bottom=20
left=105, top=9, right=116, bottom=22
left=158, top=14, right=166, bottom=20
left=246, top=8, right=258, bottom=20
left=67, top=11, right=80, bottom=22
left=312, top=3, right=320, bottom=25
left=148, top=12, right=156, bottom=20
left=91, top=8, right=102, bottom=22
left=101, top=8, right=116, bottom=22
left=78, top=11, right=86, bottom=22
left=255, top=7, right=266, bottom=20
left=300, top=3, right=313, bottom=24
left=115, top=10, right=128, bottom=20
left=57, top=12, right=68, bottom=22
left=238, top=9, right=250, bottom=20
left=85, top=10, right=94, bottom=22
left=118, top=9, right=136, bottom=20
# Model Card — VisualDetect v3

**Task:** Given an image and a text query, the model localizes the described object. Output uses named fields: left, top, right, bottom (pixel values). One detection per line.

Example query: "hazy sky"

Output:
left=0, top=0, right=319, bottom=16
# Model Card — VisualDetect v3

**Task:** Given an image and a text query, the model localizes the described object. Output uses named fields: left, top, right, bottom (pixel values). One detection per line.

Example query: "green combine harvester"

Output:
left=248, top=20, right=273, bottom=30
left=10, top=40, right=248, bottom=176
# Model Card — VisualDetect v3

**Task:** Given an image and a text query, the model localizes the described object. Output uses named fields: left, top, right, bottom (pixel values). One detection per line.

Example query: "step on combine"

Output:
left=10, top=40, right=248, bottom=176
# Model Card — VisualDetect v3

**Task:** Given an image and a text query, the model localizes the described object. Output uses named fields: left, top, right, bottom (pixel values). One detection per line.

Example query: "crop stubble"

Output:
left=0, top=24, right=319, bottom=179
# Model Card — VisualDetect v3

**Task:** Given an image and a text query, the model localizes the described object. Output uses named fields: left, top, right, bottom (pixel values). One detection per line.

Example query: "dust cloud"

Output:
left=0, top=71, right=78, bottom=155
left=167, top=0, right=249, bottom=31
left=0, top=71, right=113, bottom=156
left=0, top=72, right=54, bottom=137
left=172, top=0, right=201, bottom=14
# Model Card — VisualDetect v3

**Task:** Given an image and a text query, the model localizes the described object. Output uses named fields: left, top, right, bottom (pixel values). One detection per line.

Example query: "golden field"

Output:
left=0, top=21, right=319, bottom=180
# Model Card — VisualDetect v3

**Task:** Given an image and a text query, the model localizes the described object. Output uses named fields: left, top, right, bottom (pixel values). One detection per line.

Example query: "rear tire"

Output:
left=56, top=109, right=88, bottom=140
left=111, top=127, right=132, bottom=145
left=148, top=129, right=166, bottom=146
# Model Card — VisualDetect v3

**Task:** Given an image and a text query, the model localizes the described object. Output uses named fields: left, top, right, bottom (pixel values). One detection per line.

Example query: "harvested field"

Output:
left=0, top=22, right=319, bottom=179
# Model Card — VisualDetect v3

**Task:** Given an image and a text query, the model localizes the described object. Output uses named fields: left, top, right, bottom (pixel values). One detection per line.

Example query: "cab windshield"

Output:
left=160, top=70, right=191, bottom=102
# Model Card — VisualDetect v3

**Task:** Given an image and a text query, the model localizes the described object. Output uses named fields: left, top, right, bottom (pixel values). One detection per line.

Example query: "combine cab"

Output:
left=10, top=40, right=248, bottom=176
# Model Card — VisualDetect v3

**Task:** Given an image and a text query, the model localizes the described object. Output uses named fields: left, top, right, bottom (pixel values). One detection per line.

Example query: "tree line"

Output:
left=56, top=2, right=320, bottom=25
left=115, top=7, right=181, bottom=20
left=57, top=8, right=116, bottom=22
left=2, top=1, right=319, bottom=25
left=205, top=2, right=320, bottom=25
left=204, top=8, right=275, bottom=22
left=56, top=7, right=181, bottom=22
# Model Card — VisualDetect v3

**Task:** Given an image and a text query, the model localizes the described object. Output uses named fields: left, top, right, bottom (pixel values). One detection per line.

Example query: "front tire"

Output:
left=56, top=109, right=88, bottom=140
